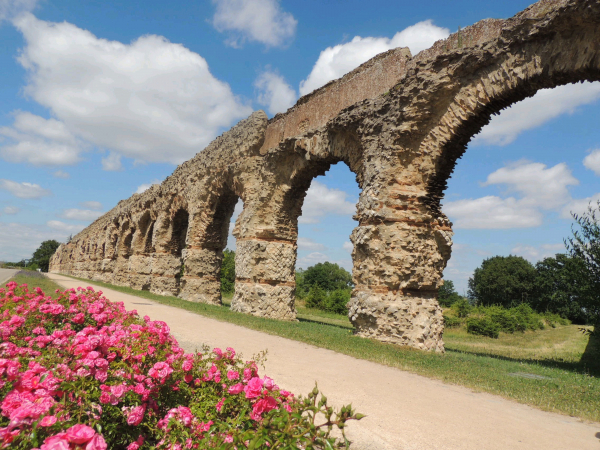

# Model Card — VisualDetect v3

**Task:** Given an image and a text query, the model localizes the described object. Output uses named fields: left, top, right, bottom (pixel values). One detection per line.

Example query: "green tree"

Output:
left=467, top=255, right=536, bottom=308
left=220, top=249, right=236, bottom=294
left=300, top=262, right=353, bottom=292
left=305, top=285, right=327, bottom=310
left=31, top=240, right=61, bottom=272
left=534, top=254, right=591, bottom=324
left=565, top=201, right=600, bottom=325
left=438, top=280, right=461, bottom=307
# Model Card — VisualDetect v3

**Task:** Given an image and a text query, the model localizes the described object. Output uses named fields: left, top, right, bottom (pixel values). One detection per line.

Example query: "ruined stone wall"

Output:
left=51, top=0, right=600, bottom=351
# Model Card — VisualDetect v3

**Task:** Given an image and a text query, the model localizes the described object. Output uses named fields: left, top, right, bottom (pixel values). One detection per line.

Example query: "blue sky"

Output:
left=0, top=0, right=599, bottom=293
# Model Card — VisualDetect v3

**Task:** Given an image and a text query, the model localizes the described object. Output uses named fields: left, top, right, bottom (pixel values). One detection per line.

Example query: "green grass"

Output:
left=20, top=274, right=600, bottom=423
left=8, top=272, right=63, bottom=298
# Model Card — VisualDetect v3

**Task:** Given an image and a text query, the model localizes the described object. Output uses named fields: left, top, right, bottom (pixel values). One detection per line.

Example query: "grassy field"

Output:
left=9, top=273, right=600, bottom=423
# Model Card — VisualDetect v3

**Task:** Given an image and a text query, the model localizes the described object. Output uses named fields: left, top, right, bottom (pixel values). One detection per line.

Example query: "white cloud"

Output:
left=12, top=13, right=253, bottom=166
left=444, top=196, right=543, bottom=229
left=53, top=170, right=70, bottom=179
left=0, top=112, right=83, bottom=166
left=255, top=70, right=296, bottom=115
left=0, top=221, right=66, bottom=262
left=0, top=0, right=37, bottom=22
left=444, top=161, right=579, bottom=229
left=343, top=241, right=353, bottom=253
left=101, top=153, right=123, bottom=171
left=299, top=21, right=449, bottom=96
left=211, top=0, right=297, bottom=48
left=483, top=161, right=578, bottom=210
left=583, top=149, right=600, bottom=176
left=511, top=243, right=565, bottom=263
left=2, top=206, right=19, bottom=214
left=473, top=82, right=600, bottom=146
left=46, top=220, right=85, bottom=233
left=60, top=208, right=104, bottom=221
left=226, top=199, right=244, bottom=250
left=0, top=179, right=51, bottom=199
left=297, top=237, right=325, bottom=252
left=296, top=252, right=328, bottom=268
left=298, top=181, right=356, bottom=224
left=135, top=179, right=161, bottom=194
left=561, top=193, right=600, bottom=219
left=80, top=201, right=102, bottom=210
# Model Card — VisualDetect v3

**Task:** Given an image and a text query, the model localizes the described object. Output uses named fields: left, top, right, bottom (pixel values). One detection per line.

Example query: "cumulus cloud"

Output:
left=444, top=196, right=543, bottom=229
left=473, top=82, right=600, bottom=146
left=296, top=252, right=328, bottom=268
left=343, top=241, right=353, bottom=253
left=0, top=112, right=82, bottom=166
left=299, top=20, right=449, bottom=96
left=47, top=220, right=85, bottom=233
left=0, top=179, right=51, bottom=199
left=135, top=179, right=161, bottom=194
left=80, top=201, right=102, bottom=210
left=297, top=237, right=325, bottom=252
left=0, top=0, right=37, bottom=22
left=583, top=149, right=600, bottom=176
left=483, top=161, right=578, bottom=209
left=444, top=161, right=578, bottom=229
left=53, top=170, right=70, bottom=179
left=101, top=153, right=123, bottom=171
left=211, top=0, right=297, bottom=48
left=0, top=221, right=66, bottom=262
left=561, top=193, right=600, bottom=219
left=12, top=13, right=252, bottom=166
left=511, top=243, right=565, bottom=263
left=298, top=181, right=356, bottom=224
left=255, top=70, right=296, bottom=115
left=60, top=208, right=104, bottom=221
left=2, top=206, right=19, bottom=214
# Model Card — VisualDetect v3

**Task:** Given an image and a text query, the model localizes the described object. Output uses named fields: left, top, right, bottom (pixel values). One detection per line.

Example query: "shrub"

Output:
left=0, top=282, right=362, bottom=449
left=452, top=298, right=472, bottom=318
left=443, top=315, right=463, bottom=328
left=323, top=289, right=351, bottom=315
left=466, top=318, right=500, bottom=338
left=305, top=285, right=327, bottom=310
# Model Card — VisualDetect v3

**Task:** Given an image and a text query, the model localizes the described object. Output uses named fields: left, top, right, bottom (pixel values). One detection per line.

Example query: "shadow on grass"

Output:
left=445, top=335, right=600, bottom=377
left=297, top=316, right=354, bottom=330
left=580, top=328, right=600, bottom=376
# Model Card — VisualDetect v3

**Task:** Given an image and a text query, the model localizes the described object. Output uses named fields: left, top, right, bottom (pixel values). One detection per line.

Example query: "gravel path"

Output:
left=47, top=273, right=600, bottom=450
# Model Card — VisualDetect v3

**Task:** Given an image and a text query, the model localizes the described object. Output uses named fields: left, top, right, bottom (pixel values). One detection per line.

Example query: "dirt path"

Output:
left=47, top=273, right=599, bottom=450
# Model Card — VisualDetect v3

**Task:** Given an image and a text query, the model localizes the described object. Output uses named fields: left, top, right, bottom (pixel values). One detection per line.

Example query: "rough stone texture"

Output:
left=50, top=0, right=600, bottom=352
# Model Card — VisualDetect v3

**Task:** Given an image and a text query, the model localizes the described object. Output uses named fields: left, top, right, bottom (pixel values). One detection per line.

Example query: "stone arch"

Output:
left=179, top=181, right=241, bottom=305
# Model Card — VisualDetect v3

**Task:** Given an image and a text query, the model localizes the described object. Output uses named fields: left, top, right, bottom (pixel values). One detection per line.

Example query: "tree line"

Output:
left=443, top=201, right=600, bottom=326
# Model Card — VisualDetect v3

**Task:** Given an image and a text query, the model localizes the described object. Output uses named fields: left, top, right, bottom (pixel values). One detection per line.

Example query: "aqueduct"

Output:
left=50, top=0, right=600, bottom=351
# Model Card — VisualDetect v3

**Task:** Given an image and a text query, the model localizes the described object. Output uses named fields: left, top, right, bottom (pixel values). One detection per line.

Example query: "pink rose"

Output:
left=86, top=434, right=107, bottom=450
left=251, top=396, right=278, bottom=421
left=41, top=434, right=70, bottom=450
left=228, top=383, right=244, bottom=395
left=263, top=376, right=275, bottom=391
left=227, top=370, right=239, bottom=381
left=182, top=360, right=193, bottom=371
left=244, top=377, right=263, bottom=399
left=126, top=405, right=146, bottom=426
left=66, top=424, right=96, bottom=444
left=40, top=415, right=57, bottom=427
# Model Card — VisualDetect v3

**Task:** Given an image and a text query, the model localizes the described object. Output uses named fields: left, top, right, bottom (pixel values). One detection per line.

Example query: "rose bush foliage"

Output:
left=0, top=282, right=362, bottom=449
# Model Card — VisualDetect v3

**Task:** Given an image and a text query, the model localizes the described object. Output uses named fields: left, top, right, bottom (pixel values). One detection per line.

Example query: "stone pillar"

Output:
left=347, top=181, right=451, bottom=352
left=178, top=247, right=222, bottom=305
left=231, top=222, right=297, bottom=320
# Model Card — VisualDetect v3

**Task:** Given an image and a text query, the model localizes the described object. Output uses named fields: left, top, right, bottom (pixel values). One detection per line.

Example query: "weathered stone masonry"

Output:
left=50, top=0, right=600, bottom=351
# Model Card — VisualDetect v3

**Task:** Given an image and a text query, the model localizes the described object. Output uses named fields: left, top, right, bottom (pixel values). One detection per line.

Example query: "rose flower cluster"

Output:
left=0, top=281, right=361, bottom=449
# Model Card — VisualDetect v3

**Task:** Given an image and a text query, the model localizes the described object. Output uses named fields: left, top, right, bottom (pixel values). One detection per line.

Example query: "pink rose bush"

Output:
left=0, top=281, right=362, bottom=449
